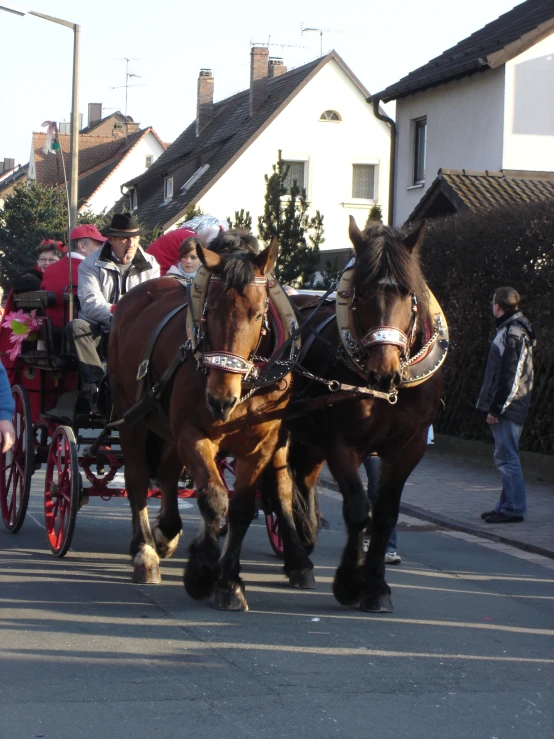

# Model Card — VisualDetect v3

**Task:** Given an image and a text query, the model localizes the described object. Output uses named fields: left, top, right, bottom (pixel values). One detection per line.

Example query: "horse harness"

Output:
left=121, top=266, right=301, bottom=426
left=115, top=260, right=449, bottom=430
left=334, top=264, right=449, bottom=393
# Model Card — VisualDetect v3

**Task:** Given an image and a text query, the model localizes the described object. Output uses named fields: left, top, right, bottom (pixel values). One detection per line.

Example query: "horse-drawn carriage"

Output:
left=1, top=218, right=448, bottom=613
left=0, top=288, right=284, bottom=558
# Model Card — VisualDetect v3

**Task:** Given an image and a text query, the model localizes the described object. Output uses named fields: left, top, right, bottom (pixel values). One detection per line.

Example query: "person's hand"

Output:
left=0, top=420, right=15, bottom=452
left=487, top=413, right=500, bottom=425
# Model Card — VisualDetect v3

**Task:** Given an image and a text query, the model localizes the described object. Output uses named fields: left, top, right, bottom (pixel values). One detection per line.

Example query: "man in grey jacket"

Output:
left=66, top=213, right=160, bottom=410
left=476, top=287, right=535, bottom=524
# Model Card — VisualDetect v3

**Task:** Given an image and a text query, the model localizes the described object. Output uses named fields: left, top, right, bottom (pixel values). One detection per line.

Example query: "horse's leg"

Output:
left=288, top=441, right=325, bottom=555
left=213, top=455, right=259, bottom=612
left=152, top=443, right=183, bottom=559
left=264, top=441, right=317, bottom=587
left=183, top=439, right=228, bottom=601
left=121, top=426, right=161, bottom=584
left=361, top=434, right=427, bottom=613
left=327, top=446, right=370, bottom=607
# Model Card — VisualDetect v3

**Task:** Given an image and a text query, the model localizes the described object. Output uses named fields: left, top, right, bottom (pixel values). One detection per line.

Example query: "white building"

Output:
left=371, top=0, right=554, bottom=226
left=124, top=48, right=391, bottom=253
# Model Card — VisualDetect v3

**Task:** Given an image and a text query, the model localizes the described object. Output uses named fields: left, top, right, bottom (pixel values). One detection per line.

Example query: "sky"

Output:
left=0, top=0, right=523, bottom=167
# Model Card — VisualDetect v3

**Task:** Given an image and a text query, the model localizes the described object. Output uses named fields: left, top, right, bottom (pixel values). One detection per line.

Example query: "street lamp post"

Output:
left=0, top=5, right=80, bottom=234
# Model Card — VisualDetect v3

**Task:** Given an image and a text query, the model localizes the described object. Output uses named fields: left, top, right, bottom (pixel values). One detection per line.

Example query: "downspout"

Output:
left=369, top=97, right=396, bottom=226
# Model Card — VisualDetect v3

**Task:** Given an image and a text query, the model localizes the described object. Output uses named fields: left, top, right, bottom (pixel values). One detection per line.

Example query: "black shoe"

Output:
left=484, top=512, right=524, bottom=524
left=481, top=509, right=497, bottom=520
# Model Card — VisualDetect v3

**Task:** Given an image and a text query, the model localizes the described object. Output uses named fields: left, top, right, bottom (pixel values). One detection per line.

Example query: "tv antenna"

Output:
left=301, top=23, right=359, bottom=57
left=110, top=58, right=146, bottom=116
left=250, top=36, right=308, bottom=52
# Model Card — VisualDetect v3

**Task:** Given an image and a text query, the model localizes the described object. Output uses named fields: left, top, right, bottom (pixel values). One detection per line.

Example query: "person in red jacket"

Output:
left=146, top=214, right=227, bottom=275
left=41, top=224, right=107, bottom=329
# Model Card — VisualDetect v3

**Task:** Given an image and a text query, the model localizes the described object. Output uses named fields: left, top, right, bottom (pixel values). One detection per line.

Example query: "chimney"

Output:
left=196, top=69, right=214, bottom=137
left=268, top=57, right=287, bottom=79
left=250, top=46, right=269, bottom=117
left=88, top=103, right=102, bottom=128
left=2, top=158, right=15, bottom=173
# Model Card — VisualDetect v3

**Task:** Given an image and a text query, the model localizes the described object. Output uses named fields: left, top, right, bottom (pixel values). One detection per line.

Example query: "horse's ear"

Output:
left=348, top=215, right=366, bottom=255
left=254, top=237, right=279, bottom=276
left=197, top=244, right=222, bottom=271
left=403, top=221, right=426, bottom=254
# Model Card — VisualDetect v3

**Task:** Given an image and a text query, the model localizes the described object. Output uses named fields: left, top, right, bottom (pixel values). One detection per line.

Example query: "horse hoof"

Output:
left=213, top=582, right=249, bottom=611
left=153, top=527, right=182, bottom=559
left=184, top=560, right=219, bottom=601
left=288, top=568, right=316, bottom=589
left=360, top=592, right=394, bottom=613
left=132, top=546, right=161, bottom=584
left=332, top=565, right=362, bottom=606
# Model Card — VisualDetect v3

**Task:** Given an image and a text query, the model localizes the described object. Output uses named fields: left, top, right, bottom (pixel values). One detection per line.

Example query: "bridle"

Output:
left=192, top=274, right=270, bottom=383
left=355, top=290, right=423, bottom=373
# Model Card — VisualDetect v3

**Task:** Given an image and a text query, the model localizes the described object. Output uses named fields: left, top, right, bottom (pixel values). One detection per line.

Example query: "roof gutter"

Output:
left=369, top=97, right=396, bottom=226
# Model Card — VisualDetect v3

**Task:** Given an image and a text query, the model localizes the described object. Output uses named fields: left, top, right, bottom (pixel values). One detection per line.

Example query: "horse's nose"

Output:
left=367, top=370, right=402, bottom=392
left=368, top=369, right=380, bottom=388
left=206, top=392, right=238, bottom=421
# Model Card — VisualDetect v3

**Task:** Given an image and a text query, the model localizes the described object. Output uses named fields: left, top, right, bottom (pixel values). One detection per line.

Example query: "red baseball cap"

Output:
left=70, top=224, right=107, bottom=243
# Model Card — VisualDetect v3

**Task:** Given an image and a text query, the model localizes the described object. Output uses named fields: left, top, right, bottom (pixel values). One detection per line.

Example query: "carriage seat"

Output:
left=13, top=290, right=56, bottom=312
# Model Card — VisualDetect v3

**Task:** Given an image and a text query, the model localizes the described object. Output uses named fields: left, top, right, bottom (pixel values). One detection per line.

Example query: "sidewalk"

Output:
left=319, top=446, right=554, bottom=559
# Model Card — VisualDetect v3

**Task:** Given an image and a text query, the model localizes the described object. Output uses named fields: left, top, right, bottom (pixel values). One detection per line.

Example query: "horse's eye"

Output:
left=255, top=314, right=263, bottom=322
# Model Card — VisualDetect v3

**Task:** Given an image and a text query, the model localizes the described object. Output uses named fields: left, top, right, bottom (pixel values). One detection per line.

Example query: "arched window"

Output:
left=319, top=110, right=341, bottom=122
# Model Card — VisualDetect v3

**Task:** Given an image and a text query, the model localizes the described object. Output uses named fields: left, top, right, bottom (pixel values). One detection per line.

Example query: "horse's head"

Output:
left=196, top=238, right=279, bottom=421
left=348, top=215, right=429, bottom=392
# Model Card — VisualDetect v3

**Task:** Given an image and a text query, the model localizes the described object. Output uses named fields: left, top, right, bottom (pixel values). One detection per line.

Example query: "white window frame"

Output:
left=145, top=155, right=154, bottom=168
left=413, top=117, right=427, bottom=185
left=280, top=157, right=309, bottom=199
left=164, top=176, right=174, bottom=202
left=342, top=161, right=379, bottom=207
left=319, top=110, right=342, bottom=122
left=181, top=163, right=210, bottom=193
left=130, top=189, right=138, bottom=212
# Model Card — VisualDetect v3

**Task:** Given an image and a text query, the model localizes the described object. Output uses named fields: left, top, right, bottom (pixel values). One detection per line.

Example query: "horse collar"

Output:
left=335, top=265, right=449, bottom=389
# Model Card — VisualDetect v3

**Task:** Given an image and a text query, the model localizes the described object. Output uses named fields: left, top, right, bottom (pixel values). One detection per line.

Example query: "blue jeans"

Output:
left=491, top=418, right=527, bottom=517
left=362, top=457, right=398, bottom=553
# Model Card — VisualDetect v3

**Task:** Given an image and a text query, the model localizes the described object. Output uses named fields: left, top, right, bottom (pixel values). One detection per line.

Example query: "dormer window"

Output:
left=319, top=110, right=341, bottom=121
left=164, top=176, right=174, bottom=201
left=181, top=163, right=210, bottom=193
left=130, top=189, right=138, bottom=212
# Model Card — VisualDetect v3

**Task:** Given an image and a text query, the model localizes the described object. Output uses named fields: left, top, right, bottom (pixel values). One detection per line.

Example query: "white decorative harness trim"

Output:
left=360, top=327, right=409, bottom=351
left=202, top=351, right=256, bottom=376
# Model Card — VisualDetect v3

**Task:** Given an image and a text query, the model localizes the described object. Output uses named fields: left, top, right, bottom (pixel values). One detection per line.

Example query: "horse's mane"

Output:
left=354, top=222, right=430, bottom=317
left=218, top=252, right=257, bottom=295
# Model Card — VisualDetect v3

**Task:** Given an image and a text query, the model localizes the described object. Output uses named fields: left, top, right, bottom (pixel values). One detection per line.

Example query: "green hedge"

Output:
left=421, top=200, right=554, bottom=454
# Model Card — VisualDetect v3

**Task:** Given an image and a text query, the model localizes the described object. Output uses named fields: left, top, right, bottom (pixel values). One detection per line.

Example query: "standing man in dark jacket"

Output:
left=476, top=287, right=535, bottom=523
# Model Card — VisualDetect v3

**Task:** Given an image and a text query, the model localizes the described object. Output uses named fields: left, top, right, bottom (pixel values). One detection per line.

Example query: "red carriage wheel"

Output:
left=265, top=512, right=284, bottom=559
left=0, top=385, right=34, bottom=533
left=44, top=426, right=80, bottom=557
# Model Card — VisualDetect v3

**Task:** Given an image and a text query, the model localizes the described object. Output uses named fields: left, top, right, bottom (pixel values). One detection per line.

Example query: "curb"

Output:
left=399, top=503, right=554, bottom=561
left=318, top=473, right=554, bottom=561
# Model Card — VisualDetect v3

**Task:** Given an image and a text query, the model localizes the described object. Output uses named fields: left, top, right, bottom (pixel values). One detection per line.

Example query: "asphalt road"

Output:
left=1, top=478, right=553, bottom=739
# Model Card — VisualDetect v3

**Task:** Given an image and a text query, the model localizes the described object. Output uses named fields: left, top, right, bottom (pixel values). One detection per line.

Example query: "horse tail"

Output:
left=287, top=440, right=326, bottom=555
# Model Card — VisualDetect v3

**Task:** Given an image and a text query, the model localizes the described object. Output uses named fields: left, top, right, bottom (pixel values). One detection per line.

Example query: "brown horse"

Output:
left=286, top=217, right=445, bottom=612
left=108, top=241, right=314, bottom=611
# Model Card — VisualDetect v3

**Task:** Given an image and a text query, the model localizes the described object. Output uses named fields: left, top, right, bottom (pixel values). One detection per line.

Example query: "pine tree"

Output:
left=365, top=203, right=383, bottom=227
left=257, top=151, right=324, bottom=286
left=227, top=209, right=253, bottom=230
left=0, top=183, right=67, bottom=290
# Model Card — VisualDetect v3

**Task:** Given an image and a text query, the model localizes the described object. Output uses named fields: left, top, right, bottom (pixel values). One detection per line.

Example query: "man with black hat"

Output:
left=65, top=213, right=159, bottom=411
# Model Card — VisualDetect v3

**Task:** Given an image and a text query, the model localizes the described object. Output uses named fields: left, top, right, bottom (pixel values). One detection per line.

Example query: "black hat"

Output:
left=103, top=212, right=143, bottom=237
